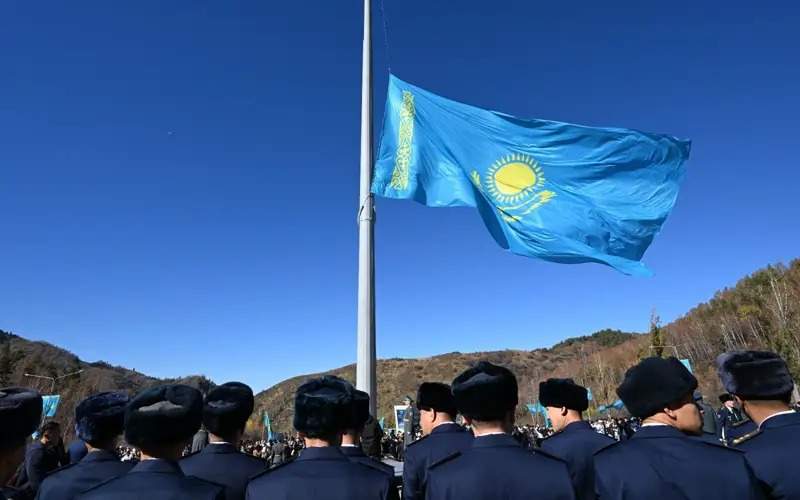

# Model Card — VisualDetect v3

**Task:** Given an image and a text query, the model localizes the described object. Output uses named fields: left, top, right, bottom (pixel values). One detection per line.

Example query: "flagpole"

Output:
left=356, top=0, right=377, bottom=416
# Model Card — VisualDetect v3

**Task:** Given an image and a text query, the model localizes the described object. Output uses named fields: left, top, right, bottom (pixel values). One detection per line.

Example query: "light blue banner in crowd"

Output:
left=42, top=395, right=60, bottom=418
left=597, top=399, right=626, bottom=413
left=373, top=75, right=691, bottom=276
left=680, top=358, right=693, bottom=373
left=263, top=411, right=273, bottom=441
left=526, top=402, right=551, bottom=427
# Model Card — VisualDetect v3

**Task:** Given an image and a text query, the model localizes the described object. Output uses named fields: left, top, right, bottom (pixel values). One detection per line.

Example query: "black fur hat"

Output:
left=0, top=387, right=42, bottom=447
left=75, top=392, right=129, bottom=445
left=717, top=351, right=795, bottom=400
left=416, top=382, right=457, bottom=416
left=718, top=393, right=734, bottom=404
left=293, top=376, right=353, bottom=437
left=452, top=361, right=518, bottom=421
left=347, top=390, right=370, bottom=431
left=539, top=378, right=589, bottom=412
left=203, top=382, right=254, bottom=437
left=617, top=357, right=698, bottom=418
left=124, top=384, right=203, bottom=448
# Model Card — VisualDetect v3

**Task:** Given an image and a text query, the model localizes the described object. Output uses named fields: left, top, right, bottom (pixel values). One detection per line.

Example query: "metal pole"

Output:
left=356, top=0, right=377, bottom=416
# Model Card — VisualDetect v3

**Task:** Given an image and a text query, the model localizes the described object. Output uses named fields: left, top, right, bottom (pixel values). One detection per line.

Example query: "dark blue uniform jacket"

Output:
left=426, top=433, right=575, bottom=500
left=737, top=411, right=800, bottom=500
left=540, top=421, right=615, bottom=500
left=180, top=443, right=267, bottom=500
left=594, top=425, right=766, bottom=500
left=401, top=423, right=473, bottom=500
left=245, top=446, right=397, bottom=500
left=36, top=450, right=132, bottom=500
left=76, top=458, right=224, bottom=500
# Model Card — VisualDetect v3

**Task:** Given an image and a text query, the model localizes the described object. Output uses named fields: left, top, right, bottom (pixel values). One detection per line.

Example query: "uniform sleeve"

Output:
left=385, top=476, right=400, bottom=500
left=401, top=450, right=421, bottom=500
left=25, top=446, right=47, bottom=491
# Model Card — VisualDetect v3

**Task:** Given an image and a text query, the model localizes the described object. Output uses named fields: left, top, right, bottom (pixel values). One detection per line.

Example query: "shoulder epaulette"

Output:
left=248, top=460, right=291, bottom=481
left=180, top=450, right=201, bottom=460
left=731, top=419, right=752, bottom=428
left=592, top=440, right=622, bottom=457
left=79, top=474, right=121, bottom=494
left=44, top=461, right=77, bottom=478
left=531, top=447, right=566, bottom=463
left=351, top=458, right=392, bottom=476
left=427, top=451, right=461, bottom=471
left=731, top=429, right=762, bottom=447
left=406, top=435, right=428, bottom=448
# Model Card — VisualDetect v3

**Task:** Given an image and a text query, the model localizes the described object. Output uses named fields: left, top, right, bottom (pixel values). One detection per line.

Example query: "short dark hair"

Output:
left=40, top=421, right=60, bottom=434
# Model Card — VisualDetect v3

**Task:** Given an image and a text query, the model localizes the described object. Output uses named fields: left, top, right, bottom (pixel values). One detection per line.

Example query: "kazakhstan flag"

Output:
left=372, top=76, right=690, bottom=276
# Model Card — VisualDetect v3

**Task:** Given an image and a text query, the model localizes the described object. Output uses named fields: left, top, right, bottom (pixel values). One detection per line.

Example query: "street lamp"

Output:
left=24, top=369, right=84, bottom=393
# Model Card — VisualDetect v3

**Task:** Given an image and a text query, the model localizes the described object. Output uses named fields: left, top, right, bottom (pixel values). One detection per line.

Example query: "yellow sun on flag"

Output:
left=486, top=153, right=545, bottom=205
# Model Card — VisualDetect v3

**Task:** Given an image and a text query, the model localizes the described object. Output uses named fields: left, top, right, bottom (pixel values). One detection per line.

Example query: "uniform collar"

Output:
left=431, top=422, right=461, bottom=435
left=297, top=446, right=348, bottom=461
left=81, top=450, right=120, bottom=463
left=339, top=446, right=365, bottom=457
left=471, top=433, right=520, bottom=449
left=631, top=425, right=686, bottom=439
left=560, top=420, right=592, bottom=433
left=759, top=410, right=799, bottom=430
left=203, top=443, right=237, bottom=454
left=131, top=458, right=183, bottom=474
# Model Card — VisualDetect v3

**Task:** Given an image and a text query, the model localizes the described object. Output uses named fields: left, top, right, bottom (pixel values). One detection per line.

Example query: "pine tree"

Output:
left=650, top=311, right=665, bottom=358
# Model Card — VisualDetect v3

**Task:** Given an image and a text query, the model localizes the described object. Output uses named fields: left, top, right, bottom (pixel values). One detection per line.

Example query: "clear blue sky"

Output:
left=1, top=1, right=798, bottom=392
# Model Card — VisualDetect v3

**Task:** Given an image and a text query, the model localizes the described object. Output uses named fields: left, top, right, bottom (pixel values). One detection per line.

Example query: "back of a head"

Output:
left=539, top=378, right=589, bottom=412
left=76, top=391, right=130, bottom=448
left=346, top=389, right=370, bottom=433
left=717, top=351, right=794, bottom=403
left=125, top=384, right=203, bottom=451
left=416, top=382, right=457, bottom=416
left=452, top=361, right=518, bottom=422
left=203, top=382, right=255, bottom=439
left=293, top=375, right=353, bottom=439
left=0, top=387, right=42, bottom=451
left=617, top=357, right=697, bottom=419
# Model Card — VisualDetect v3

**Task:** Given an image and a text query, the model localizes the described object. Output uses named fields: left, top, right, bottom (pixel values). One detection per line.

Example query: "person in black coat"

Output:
left=0, top=388, right=42, bottom=500
left=426, top=362, right=575, bottom=500
left=22, top=421, right=68, bottom=496
left=36, top=392, right=132, bottom=500
left=718, top=350, right=800, bottom=499
left=593, top=357, right=766, bottom=500
left=539, top=378, right=614, bottom=500
left=246, top=376, right=397, bottom=500
left=76, top=384, right=223, bottom=500
left=402, top=382, right=472, bottom=500
left=340, top=389, right=395, bottom=479
left=180, top=382, right=267, bottom=500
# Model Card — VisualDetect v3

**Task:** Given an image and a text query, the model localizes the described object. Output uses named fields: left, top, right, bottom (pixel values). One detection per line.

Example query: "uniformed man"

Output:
left=593, top=357, right=765, bottom=499
left=22, top=421, right=68, bottom=496
left=77, top=384, right=223, bottom=500
left=37, top=392, right=132, bottom=500
left=426, top=362, right=574, bottom=500
left=693, top=391, right=720, bottom=440
left=717, top=392, right=754, bottom=443
left=402, top=382, right=472, bottom=500
left=180, top=382, right=267, bottom=500
left=717, top=350, right=800, bottom=499
left=0, top=388, right=42, bottom=500
left=340, top=389, right=395, bottom=478
left=246, top=376, right=397, bottom=500
left=538, top=378, right=614, bottom=500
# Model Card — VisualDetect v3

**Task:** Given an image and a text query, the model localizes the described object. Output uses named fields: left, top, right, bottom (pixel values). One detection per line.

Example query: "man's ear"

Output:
left=561, top=406, right=569, bottom=417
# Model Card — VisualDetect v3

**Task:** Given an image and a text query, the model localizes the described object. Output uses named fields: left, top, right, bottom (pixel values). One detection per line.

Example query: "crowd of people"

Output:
left=0, top=349, right=797, bottom=499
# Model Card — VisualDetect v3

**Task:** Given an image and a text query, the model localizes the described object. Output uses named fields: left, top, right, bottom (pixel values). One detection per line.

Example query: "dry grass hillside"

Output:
left=5, top=257, right=797, bottom=439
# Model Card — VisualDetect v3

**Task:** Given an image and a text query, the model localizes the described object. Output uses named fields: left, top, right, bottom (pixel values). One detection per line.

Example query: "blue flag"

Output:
left=372, top=75, right=690, bottom=276
left=42, top=395, right=60, bottom=418
left=263, top=411, right=273, bottom=441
